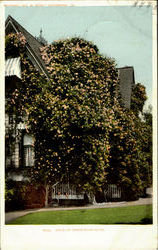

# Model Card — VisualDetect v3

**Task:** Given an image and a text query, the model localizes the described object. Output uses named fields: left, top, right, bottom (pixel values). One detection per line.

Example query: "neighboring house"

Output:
left=5, top=15, right=135, bottom=207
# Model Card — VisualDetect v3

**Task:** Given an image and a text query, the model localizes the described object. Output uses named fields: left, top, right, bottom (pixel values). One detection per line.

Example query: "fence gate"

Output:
left=104, top=184, right=122, bottom=201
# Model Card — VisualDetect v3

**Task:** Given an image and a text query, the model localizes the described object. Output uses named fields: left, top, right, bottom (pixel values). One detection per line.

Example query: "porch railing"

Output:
left=52, top=183, right=84, bottom=200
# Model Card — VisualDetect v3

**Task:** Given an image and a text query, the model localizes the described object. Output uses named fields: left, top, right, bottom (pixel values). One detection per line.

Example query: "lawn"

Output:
left=7, top=204, right=152, bottom=225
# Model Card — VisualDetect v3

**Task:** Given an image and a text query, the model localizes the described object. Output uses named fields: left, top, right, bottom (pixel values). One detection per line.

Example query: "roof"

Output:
left=5, top=57, right=21, bottom=79
left=5, top=15, right=49, bottom=78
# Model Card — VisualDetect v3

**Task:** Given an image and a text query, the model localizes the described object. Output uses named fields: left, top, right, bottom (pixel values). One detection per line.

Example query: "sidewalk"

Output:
left=5, top=196, right=152, bottom=223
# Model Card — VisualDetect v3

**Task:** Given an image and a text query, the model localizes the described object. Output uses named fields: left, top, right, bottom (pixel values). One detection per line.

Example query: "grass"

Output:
left=7, top=204, right=152, bottom=225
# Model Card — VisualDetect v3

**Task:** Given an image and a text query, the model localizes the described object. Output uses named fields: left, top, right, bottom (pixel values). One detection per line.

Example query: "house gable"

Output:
left=5, top=15, right=49, bottom=79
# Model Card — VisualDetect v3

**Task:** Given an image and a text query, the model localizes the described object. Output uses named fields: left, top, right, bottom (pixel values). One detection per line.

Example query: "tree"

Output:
left=131, top=84, right=152, bottom=196
left=6, top=34, right=152, bottom=204
left=131, top=83, right=147, bottom=116
left=139, top=106, right=152, bottom=192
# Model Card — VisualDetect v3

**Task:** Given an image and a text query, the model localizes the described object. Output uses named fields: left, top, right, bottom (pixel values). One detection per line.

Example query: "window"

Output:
left=23, top=134, right=34, bottom=167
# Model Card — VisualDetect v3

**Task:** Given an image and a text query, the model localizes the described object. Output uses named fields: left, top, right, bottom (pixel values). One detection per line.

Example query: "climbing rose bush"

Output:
left=6, top=34, right=151, bottom=199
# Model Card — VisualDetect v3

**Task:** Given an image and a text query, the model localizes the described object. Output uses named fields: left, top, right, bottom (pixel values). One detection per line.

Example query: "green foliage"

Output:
left=131, top=83, right=147, bottom=115
left=5, top=179, right=26, bottom=212
left=108, top=108, right=143, bottom=199
left=5, top=182, right=14, bottom=202
left=5, top=32, right=26, bottom=58
left=5, top=33, right=152, bottom=199
left=139, top=106, right=152, bottom=188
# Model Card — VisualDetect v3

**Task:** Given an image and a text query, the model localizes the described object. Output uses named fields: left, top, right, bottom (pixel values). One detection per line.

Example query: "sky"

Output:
left=5, top=5, right=153, bottom=108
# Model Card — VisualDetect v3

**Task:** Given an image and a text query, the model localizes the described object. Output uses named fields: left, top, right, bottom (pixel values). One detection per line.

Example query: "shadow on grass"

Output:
left=112, top=217, right=153, bottom=225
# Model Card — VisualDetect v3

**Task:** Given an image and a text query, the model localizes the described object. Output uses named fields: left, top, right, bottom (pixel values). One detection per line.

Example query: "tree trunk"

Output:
left=87, top=193, right=96, bottom=204
left=45, top=184, right=49, bottom=207
left=92, top=194, right=96, bottom=204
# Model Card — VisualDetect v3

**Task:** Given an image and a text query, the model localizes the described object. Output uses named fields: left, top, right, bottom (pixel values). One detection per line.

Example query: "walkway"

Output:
left=5, top=194, right=152, bottom=223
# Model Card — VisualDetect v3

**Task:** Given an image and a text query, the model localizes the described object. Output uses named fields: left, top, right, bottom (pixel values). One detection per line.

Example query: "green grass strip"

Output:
left=7, top=204, right=152, bottom=225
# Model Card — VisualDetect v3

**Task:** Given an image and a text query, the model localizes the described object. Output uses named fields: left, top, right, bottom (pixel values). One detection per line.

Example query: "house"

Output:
left=5, top=15, right=135, bottom=208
